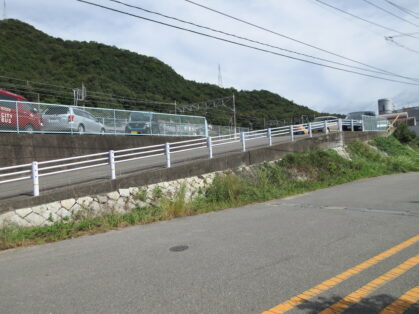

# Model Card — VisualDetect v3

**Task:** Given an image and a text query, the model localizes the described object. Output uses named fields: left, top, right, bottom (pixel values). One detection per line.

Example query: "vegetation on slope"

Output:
left=0, top=19, right=324, bottom=127
left=0, top=136, right=417, bottom=250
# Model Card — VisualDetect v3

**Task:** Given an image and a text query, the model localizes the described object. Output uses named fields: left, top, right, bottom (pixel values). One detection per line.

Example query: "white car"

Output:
left=42, top=106, right=106, bottom=134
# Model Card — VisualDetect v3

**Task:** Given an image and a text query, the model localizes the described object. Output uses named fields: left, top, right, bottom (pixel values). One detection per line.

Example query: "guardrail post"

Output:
left=31, top=161, right=39, bottom=197
left=240, top=132, right=246, bottom=152
left=267, top=128, right=272, bottom=146
left=338, top=119, right=342, bottom=132
left=16, top=102, right=20, bottom=134
left=109, top=150, right=116, bottom=179
left=165, top=142, right=171, bottom=168
left=324, top=120, right=329, bottom=134
left=351, top=119, right=354, bottom=132
left=290, top=125, right=294, bottom=141
left=207, top=136, right=213, bottom=158
left=309, top=122, right=313, bottom=138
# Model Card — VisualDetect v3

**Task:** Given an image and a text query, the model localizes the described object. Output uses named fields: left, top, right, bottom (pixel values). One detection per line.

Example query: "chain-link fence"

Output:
left=362, top=115, right=388, bottom=132
left=0, top=100, right=208, bottom=137
left=208, top=124, right=249, bottom=137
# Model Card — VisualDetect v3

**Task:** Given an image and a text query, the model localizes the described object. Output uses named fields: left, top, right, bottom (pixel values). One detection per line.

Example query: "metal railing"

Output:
left=0, top=100, right=208, bottom=137
left=0, top=118, right=382, bottom=198
left=208, top=124, right=250, bottom=136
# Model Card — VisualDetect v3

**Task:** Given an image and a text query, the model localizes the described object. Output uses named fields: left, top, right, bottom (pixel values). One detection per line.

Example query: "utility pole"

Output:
left=232, top=93, right=236, bottom=136
left=73, top=89, right=78, bottom=106
left=2, top=0, right=6, bottom=20
left=218, top=64, right=223, bottom=88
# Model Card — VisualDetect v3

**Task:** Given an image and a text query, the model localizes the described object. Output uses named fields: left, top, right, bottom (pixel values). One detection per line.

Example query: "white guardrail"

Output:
left=0, top=119, right=370, bottom=197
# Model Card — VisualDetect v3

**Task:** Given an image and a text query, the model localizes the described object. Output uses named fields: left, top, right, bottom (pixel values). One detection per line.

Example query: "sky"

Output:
left=2, top=0, right=419, bottom=114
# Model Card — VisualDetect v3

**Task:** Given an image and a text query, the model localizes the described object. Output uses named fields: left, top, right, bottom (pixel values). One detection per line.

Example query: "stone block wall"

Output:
left=0, top=172, right=220, bottom=228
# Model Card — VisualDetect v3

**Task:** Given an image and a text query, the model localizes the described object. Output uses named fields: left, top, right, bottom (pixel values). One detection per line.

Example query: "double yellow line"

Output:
left=262, top=234, right=419, bottom=314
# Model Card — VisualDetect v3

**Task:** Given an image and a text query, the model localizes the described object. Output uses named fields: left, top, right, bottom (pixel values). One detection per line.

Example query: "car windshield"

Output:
left=130, top=112, right=151, bottom=122
left=44, top=107, right=69, bottom=115
left=0, top=93, right=18, bottom=101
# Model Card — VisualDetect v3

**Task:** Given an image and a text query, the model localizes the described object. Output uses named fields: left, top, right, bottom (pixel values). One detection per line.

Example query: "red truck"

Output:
left=0, top=89, right=43, bottom=133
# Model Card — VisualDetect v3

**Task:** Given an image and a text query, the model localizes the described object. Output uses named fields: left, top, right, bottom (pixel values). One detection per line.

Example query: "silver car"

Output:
left=42, top=106, right=106, bottom=134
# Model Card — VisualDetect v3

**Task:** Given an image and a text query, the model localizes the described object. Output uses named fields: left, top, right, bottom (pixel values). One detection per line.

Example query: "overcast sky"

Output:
left=3, top=0, right=419, bottom=113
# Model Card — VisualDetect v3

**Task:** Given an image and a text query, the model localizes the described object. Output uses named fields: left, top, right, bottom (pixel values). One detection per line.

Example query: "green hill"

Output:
left=0, top=19, right=324, bottom=128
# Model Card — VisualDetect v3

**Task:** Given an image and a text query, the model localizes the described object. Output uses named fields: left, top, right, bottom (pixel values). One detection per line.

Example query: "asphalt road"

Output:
left=0, top=172, right=418, bottom=314
left=0, top=132, right=310, bottom=200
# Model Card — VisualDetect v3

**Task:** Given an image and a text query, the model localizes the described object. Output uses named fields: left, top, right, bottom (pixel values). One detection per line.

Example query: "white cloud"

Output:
left=4, top=0, right=419, bottom=114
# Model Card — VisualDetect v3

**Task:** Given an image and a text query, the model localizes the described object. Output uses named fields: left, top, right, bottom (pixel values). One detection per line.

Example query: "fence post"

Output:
left=338, top=119, right=343, bottom=132
left=240, top=132, right=246, bottom=152
left=16, top=102, right=20, bottom=133
left=351, top=119, right=354, bottom=132
left=290, top=125, right=294, bottom=141
left=361, top=119, right=365, bottom=132
left=324, top=120, right=329, bottom=134
left=267, top=128, right=272, bottom=146
left=309, top=122, right=313, bottom=138
left=109, top=150, right=116, bottom=180
left=31, top=161, right=39, bottom=197
left=207, top=136, right=213, bottom=158
left=113, top=110, right=117, bottom=135
left=204, top=119, right=209, bottom=138
left=165, top=142, right=171, bottom=168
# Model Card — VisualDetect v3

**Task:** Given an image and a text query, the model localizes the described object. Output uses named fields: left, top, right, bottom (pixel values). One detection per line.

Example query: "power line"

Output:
left=76, top=0, right=419, bottom=86
left=384, top=0, right=419, bottom=20
left=109, top=0, right=417, bottom=81
left=109, top=0, right=400, bottom=79
left=362, top=0, right=419, bottom=27
left=0, top=74, right=176, bottom=106
left=177, top=96, right=234, bottom=113
left=385, top=37, right=419, bottom=54
left=386, top=31, right=419, bottom=38
left=0, top=75, right=73, bottom=90
left=314, top=0, right=419, bottom=39
left=364, top=0, right=419, bottom=27
left=184, top=0, right=419, bottom=82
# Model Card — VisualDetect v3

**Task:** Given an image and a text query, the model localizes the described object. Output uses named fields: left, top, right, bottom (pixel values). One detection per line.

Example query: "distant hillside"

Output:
left=0, top=19, right=324, bottom=128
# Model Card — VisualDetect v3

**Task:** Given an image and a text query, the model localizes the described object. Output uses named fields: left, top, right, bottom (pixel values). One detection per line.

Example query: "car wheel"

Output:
left=24, top=124, right=35, bottom=134
left=78, top=124, right=85, bottom=135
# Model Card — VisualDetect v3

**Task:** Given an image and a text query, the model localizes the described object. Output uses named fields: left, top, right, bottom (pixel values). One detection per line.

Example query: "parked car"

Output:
left=0, top=89, right=43, bottom=133
left=125, top=112, right=154, bottom=135
left=293, top=124, right=308, bottom=135
left=343, top=111, right=375, bottom=131
left=42, top=106, right=106, bottom=134
left=313, top=116, right=339, bottom=133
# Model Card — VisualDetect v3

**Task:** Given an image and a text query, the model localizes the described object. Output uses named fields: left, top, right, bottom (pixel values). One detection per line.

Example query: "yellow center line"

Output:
left=319, top=255, right=419, bottom=314
left=261, top=234, right=419, bottom=314
left=379, top=286, right=419, bottom=314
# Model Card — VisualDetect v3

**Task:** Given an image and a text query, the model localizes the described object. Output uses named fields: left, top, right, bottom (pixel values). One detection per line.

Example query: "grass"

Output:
left=1, top=136, right=418, bottom=251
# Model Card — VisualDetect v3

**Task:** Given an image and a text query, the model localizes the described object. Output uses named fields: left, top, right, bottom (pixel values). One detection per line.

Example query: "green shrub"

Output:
left=206, top=174, right=246, bottom=204
left=393, top=123, right=416, bottom=144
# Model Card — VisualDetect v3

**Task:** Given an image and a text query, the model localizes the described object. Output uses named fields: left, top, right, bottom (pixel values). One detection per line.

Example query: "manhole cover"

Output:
left=169, top=245, right=189, bottom=252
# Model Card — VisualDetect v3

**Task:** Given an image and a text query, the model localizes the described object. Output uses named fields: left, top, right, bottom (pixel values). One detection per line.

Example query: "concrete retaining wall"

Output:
left=0, top=133, right=198, bottom=166
left=0, top=131, right=385, bottom=215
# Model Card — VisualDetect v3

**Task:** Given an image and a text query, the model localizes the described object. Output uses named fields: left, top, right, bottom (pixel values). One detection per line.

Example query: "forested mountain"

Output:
left=0, top=19, right=327, bottom=128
